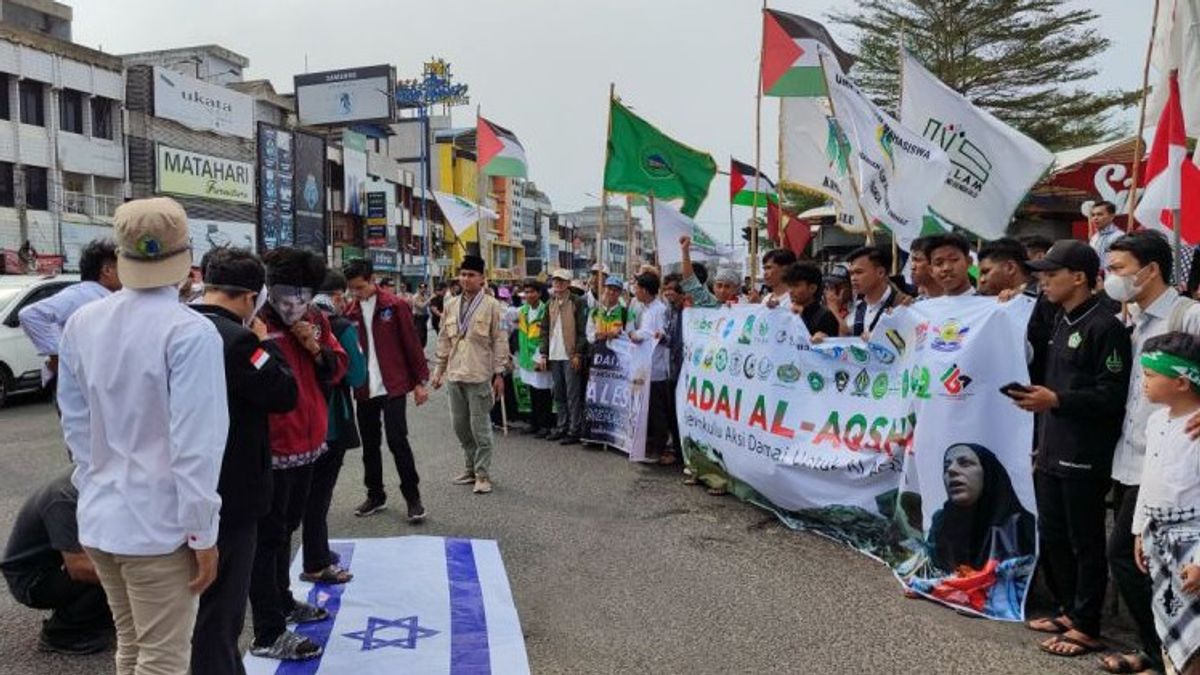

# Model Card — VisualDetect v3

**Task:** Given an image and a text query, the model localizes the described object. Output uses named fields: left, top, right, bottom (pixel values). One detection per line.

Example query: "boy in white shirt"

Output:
left=1133, top=332, right=1200, bottom=675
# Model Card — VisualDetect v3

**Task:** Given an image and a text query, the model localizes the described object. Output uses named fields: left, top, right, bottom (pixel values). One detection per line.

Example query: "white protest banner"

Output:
left=820, top=47, right=950, bottom=250
left=243, top=536, right=530, bottom=674
left=779, top=98, right=864, bottom=233
left=900, top=50, right=1054, bottom=241
left=678, top=297, right=1036, bottom=620
left=651, top=200, right=732, bottom=267
left=584, top=337, right=656, bottom=461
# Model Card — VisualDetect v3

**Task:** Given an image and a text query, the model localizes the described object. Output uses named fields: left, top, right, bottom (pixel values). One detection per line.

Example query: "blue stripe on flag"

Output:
left=446, top=538, right=491, bottom=674
left=276, top=541, right=356, bottom=675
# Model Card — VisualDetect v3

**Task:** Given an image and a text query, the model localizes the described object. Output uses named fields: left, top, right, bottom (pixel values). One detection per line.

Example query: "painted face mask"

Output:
left=268, top=284, right=314, bottom=326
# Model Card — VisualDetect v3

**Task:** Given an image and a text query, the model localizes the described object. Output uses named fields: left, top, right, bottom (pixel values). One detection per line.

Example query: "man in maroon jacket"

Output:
left=343, top=258, right=430, bottom=522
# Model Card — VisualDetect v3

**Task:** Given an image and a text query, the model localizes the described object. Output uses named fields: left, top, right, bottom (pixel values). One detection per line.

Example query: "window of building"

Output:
left=18, top=80, right=44, bottom=126
left=0, top=75, right=10, bottom=120
left=59, top=89, right=83, bottom=134
left=91, top=97, right=113, bottom=140
left=0, top=162, right=14, bottom=207
left=23, top=165, right=47, bottom=210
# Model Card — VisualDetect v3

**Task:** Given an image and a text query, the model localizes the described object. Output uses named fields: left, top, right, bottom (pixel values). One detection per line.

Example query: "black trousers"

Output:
left=249, top=463, right=314, bottom=647
left=1034, top=469, right=1109, bottom=637
left=527, top=387, right=554, bottom=431
left=10, top=567, right=111, bottom=645
left=193, top=517, right=257, bottom=675
left=357, top=395, right=421, bottom=504
left=302, top=446, right=346, bottom=574
left=414, top=314, right=429, bottom=348
left=646, top=380, right=673, bottom=456
left=1109, top=481, right=1163, bottom=666
left=667, top=377, right=681, bottom=452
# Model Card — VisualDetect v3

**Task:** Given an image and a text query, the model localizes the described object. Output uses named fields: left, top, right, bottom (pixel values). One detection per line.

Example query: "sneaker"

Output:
left=353, top=496, right=387, bottom=517
left=250, top=630, right=323, bottom=661
left=473, top=477, right=493, bottom=494
left=407, top=501, right=427, bottom=523
left=286, top=600, right=329, bottom=624
left=37, top=632, right=111, bottom=656
left=452, top=472, right=476, bottom=485
left=533, top=428, right=549, bottom=439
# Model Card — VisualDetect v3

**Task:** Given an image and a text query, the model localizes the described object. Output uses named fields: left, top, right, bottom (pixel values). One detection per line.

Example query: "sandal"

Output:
left=1038, top=634, right=1104, bottom=658
left=706, top=487, right=728, bottom=496
left=658, top=452, right=678, bottom=466
left=682, top=476, right=700, bottom=486
left=1025, top=615, right=1071, bottom=634
left=1098, top=651, right=1154, bottom=674
left=299, top=564, right=354, bottom=585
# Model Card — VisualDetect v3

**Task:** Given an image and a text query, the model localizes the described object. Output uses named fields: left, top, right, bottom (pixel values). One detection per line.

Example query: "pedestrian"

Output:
left=783, top=261, right=841, bottom=338
left=924, top=233, right=976, bottom=297
left=431, top=255, right=509, bottom=494
left=301, top=270, right=368, bottom=586
left=542, top=269, right=588, bottom=445
left=977, top=238, right=1033, bottom=297
left=848, top=246, right=905, bottom=339
left=516, top=279, right=554, bottom=437
left=908, top=236, right=943, bottom=301
left=411, top=281, right=431, bottom=348
left=586, top=275, right=629, bottom=345
left=342, top=258, right=430, bottom=521
left=761, top=248, right=797, bottom=309
left=1088, top=200, right=1123, bottom=263
left=1098, top=231, right=1200, bottom=675
left=1014, top=240, right=1132, bottom=658
left=19, top=238, right=121, bottom=395
left=822, top=264, right=853, bottom=335
left=628, top=273, right=673, bottom=464
left=430, top=281, right=447, bottom=334
left=191, top=248, right=299, bottom=675
left=248, top=247, right=348, bottom=662
left=1131, top=332, right=1200, bottom=675
left=1, top=469, right=112, bottom=655
left=58, top=197, right=226, bottom=674
left=662, top=273, right=687, bottom=458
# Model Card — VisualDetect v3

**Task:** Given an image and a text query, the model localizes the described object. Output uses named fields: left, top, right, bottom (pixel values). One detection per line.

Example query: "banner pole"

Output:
left=599, top=83, right=615, bottom=275
left=476, top=104, right=488, bottom=276
left=626, top=194, right=636, bottom=280
left=649, top=193, right=660, bottom=269
left=818, top=49, right=875, bottom=246
left=1126, top=0, right=1161, bottom=225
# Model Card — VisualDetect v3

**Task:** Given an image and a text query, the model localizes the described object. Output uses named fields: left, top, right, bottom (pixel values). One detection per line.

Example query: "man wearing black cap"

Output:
left=191, top=248, right=298, bottom=675
left=1013, top=240, right=1132, bottom=658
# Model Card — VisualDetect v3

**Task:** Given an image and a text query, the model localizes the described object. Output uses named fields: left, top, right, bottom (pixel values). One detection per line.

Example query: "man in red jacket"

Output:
left=247, top=248, right=348, bottom=662
left=343, top=258, right=431, bottom=522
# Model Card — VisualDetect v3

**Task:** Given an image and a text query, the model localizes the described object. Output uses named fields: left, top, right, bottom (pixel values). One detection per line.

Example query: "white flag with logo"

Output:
left=900, top=50, right=1054, bottom=241
left=820, top=47, right=950, bottom=250
left=243, top=536, right=530, bottom=674
left=652, top=199, right=733, bottom=266
left=433, top=191, right=499, bottom=236
left=779, top=98, right=865, bottom=233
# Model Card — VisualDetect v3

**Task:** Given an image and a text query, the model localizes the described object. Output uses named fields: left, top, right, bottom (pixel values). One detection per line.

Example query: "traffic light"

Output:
left=741, top=226, right=752, bottom=242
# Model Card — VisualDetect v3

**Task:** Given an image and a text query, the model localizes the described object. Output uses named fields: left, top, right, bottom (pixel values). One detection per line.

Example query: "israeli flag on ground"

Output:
left=244, top=536, right=530, bottom=675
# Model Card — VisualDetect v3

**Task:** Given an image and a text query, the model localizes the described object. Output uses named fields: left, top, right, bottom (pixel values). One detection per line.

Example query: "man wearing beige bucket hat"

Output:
left=57, top=197, right=228, bottom=674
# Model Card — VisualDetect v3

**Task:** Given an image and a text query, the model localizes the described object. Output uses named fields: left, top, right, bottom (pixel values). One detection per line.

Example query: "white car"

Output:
left=0, top=274, right=80, bottom=406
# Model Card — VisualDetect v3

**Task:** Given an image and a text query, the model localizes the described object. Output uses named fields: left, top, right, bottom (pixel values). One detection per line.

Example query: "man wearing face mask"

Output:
left=248, top=248, right=348, bottom=662
left=1097, top=231, right=1200, bottom=674
left=190, top=248, right=298, bottom=675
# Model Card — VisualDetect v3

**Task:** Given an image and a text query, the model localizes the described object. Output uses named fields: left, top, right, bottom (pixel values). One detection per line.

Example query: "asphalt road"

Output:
left=0, top=386, right=1127, bottom=675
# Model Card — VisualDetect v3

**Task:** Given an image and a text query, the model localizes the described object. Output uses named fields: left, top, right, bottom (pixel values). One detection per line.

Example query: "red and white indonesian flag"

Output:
left=1135, top=73, right=1200, bottom=245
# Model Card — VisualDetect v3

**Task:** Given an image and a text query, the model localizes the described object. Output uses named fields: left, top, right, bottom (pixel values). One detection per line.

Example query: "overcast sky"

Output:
left=72, top=0, right=1151, bottom=243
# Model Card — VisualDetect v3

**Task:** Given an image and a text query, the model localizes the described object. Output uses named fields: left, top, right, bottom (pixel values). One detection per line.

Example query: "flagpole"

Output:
left=893, top=34, right=905, bottom=275
left=776, top=98, right=785, bottom=248
left=817, top=49, right=875, bottom=247
left=599, top=83, right=615, bottom=275
left=751, top=0, right=768, bottom=284
left=649, top=193, right=660, bottom=269
left=1126, top=0, right=1161, bottom=225
left=625, top=194, right=636, bottom=281
left=476, top=104, right=489, bottom=277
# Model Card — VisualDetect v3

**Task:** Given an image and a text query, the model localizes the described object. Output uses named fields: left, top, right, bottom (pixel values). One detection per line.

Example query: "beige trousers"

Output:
left=86, top=546, right=198, bottom=675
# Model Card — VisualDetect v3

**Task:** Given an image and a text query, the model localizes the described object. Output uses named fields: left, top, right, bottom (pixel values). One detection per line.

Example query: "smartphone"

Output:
left=999, top=381, right=1032, bottom=398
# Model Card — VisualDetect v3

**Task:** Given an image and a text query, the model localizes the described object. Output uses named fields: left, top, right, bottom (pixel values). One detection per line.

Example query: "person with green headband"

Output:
left=517, top=279, right=553, bottom=438
left=1131, top=331, right=1200, bottom=675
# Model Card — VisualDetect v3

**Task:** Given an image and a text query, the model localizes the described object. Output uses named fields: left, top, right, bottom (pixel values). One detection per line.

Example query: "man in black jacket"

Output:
left=191, top=248, right=298, bottom=675
left=1013, top=240, right=1132, bottom=658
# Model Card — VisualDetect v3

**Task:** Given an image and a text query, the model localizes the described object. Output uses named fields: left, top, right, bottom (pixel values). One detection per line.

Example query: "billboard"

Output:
left=157, top=144, right=255, bottom=204
left=152, top=66, right=254, bottom=139
left=293, top=131, right=327, bottom=254
left=294, top=65, right=395, bottom=126
left=342, top=131, right=367, bottom=216
left=258, top=123, right=295, bottom=251
left=189, top=219, right=256, bottom=261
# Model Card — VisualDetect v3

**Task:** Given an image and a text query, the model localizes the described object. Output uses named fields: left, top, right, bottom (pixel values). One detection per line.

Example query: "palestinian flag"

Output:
left=477, top=116, right=528, bottom=178
left=730, top=158, right=778, bottom=207
left=761, top=9, right=855, bottom=97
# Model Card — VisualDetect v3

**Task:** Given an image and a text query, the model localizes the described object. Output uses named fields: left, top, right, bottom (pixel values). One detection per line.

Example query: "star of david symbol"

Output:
left=342, top=615, right=440, bottom=651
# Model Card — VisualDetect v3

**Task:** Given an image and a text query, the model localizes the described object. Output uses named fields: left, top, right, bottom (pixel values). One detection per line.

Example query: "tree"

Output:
left=832, top=0, right=1140, bottom=150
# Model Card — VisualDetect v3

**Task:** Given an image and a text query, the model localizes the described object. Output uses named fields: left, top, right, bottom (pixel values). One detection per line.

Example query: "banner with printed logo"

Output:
left=677, top=297, right=1036, bottom=620
left=583, top=338, right=657, bottom=461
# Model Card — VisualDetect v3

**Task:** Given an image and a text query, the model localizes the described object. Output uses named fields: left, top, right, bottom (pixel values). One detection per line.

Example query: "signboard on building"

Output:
left=343, top=131, right=367, bottom=216
left=152, top=66, right=254, bottom=139
left=157, top=144, right=254, bottom=204
left=294, top=65, right=395, bottom=127
left=367, top=247, right=398, bottom=272
left=188, top=219, right=256, bottom=261
left=294, top=131, right=326, bottom=254
left=258, top=124, right=295, bottom=250
left=366, top=191, right=387, bottom=245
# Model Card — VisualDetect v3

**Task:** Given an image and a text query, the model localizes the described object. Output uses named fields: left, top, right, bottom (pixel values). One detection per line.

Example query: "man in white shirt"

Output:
left=58, top=197, right=227, bottom=675
left=924, top=234, right=978, bottom=297
left=1088, top=200, right=1123, bottom=264
left=848, top=246, right=902, bottom=338
left=540, top=269, right=588, bottom=445
left=19, top=239, right=121, bottom=388
left=628, top=273, right=674, bottom=464
left=761, top=248, right=796, bottom=310
left=1100, top=231, right=1200, bottom=674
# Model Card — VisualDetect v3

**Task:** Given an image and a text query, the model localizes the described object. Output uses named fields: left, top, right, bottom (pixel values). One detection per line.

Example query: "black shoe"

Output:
left=37, top=632, right=111, bottom=656
left=354, top=496, right=387, bottom=517
left=558, top=436, right=580, bottom=446
left=286, top=600, right=329, bottom=624
left=533, top=428, right=549, bottom=439
left=545, top=431, right=565, bottom=441
left=521, top=425, right=542, bottom=435
left=407, top=501, right=427, bottom=523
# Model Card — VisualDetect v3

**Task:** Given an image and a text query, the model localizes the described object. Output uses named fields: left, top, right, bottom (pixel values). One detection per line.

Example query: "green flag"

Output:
left=603, top=99, right=717, bottom=217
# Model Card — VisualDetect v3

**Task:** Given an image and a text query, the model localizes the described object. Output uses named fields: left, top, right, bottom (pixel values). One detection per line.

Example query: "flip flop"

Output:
left=1038, top=635, right=1104, bottom=658
left=1097, top=651, right=1154, bottom=674
left=299, top=565, right=354, bottom=585
left=1025, top=616, right=1071, bottom=634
